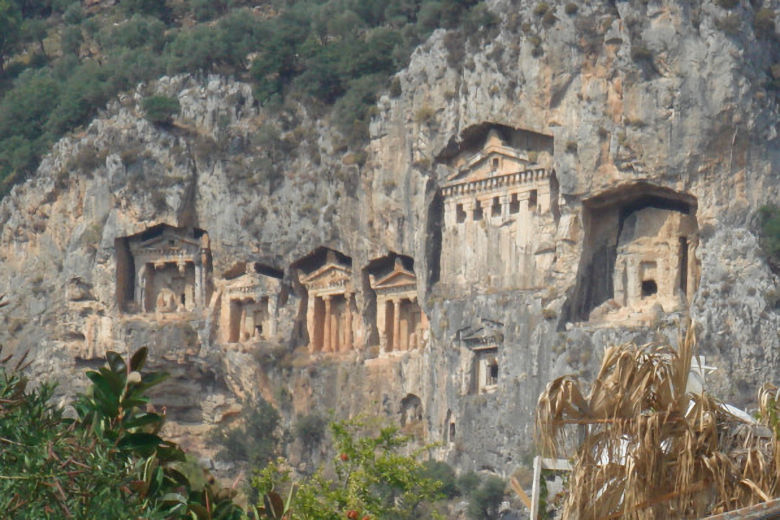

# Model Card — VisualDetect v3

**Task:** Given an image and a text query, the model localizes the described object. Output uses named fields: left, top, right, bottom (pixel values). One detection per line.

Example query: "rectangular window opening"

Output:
left=456, top=203, right=466, bottom=223
left=509, top=193, right=520, bottom=214
left=491, top=196, right=501, bottom=217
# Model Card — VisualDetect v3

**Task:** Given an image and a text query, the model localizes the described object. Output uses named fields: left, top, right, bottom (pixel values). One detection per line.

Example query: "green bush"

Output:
left=294, top=412, right=327, bottom=450
left=457, top=470, right=482, bottom=494
left=716, top=0, right=740, bottom=8
left=565, top=3, right=578, bottom=15
left=142, top=95, right=180, bottom=125
left=422, top=460, right=460, bottom=498
left=467, top=476, right=506, bottom=520
left=210, top=396, right=281, bottom=469
left=533, top=2, right=550, bottom=17
left=0, top=346, right=244, bottom=518
left=253, top=418, right=445, bottom=520
left=716, top=13, right=742, bottom=36
left=754, top=8, right=776, bottom=37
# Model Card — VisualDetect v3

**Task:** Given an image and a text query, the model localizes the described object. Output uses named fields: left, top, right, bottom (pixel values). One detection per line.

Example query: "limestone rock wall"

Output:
left=0, top=0, right=777, bottom=477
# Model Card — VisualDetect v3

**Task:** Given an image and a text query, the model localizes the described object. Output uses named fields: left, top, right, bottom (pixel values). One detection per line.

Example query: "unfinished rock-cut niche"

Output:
left=400, top=393, right=423, bottom=427
left=571, top=184, right=699, bottom=322
left=219, top=262, right=283, bottom=344
left=295, top=247, right=360, bottom=353
left=436, top=122, right=557, bottom=291
left=457, top=318, right=504, bottom=395
left=367, top=254, right=428, bottom=354
left=116, top=224, right=211, bottom=314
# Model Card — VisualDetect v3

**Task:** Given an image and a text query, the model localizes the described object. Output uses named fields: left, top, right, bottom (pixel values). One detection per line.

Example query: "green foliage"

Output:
left=0, top=0, right=497, bottom=194
left=421, top=460, right=460, bottom=498
left=456, top=470, right=481, bottom=495
left=0, top=0, right=22, bottom=74
left=0, top=346, right=244, bottom=519
left=564, top=3, right=578, bottom=15
left=466, top=475, right=506, bottom=520
left=211, top=396, right=281, bottom=469
left=754, top=8, right=776, bottom=38
left=759, top=204, right=780, bottom=272
left=294, top=412, right=327, bottom=451
left=253, top=418, right=446, bottom=520
left=142, top=95, right=181, bottom=125
left=716, top=0, right=740, bottom=8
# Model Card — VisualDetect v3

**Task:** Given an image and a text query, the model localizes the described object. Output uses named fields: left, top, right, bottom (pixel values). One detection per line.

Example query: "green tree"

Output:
left=211, top=396, right=281, bottom=469
left=467, top=475, right=506, bottom=520
left=254, top=418, right=445, bottom=520
left=0, top=0, right=22, bottom=74
left=20, top=17, right=47, bottom=56
left=142, top=94, right=180, bottom=125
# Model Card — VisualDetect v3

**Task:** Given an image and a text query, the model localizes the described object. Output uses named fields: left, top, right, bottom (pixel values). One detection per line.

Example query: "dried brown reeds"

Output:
left=535, top=326, right=779, bottom=519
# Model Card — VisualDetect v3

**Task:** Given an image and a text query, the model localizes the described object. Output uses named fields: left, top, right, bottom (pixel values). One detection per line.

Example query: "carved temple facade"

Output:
left=219, top=262, right=283, bottom=344
left=117, top=225, right=211, bottom=314
left=612, top=206, right=699, bottom=312
left=438, top=124, right=557, bottom=291
left=369, top=257, right=428, bottom=354
left=298, top=249, right=360, bottom=354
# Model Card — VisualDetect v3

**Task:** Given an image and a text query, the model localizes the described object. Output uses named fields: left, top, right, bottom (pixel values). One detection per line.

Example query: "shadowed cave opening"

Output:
left=565, top=183, right=699, bottom=323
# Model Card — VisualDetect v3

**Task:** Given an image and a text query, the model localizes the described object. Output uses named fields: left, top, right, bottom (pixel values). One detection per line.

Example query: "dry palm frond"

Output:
left=535, top=325, right=779, bottom=519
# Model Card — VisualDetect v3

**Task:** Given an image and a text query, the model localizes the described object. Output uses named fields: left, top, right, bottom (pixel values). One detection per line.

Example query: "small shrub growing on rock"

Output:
left=754, top=8, right=776, bottom=38
left=533, top=2, right=550, bottom=17
left=294, top=413, right=327, bottom=451
left=542, top=10, right=557, bottom=27
left=467, top=475, right=506, bottom=520
left=565, top=3, right=578, bottom=15
left=142, top=95, right=180, bottom=125
left=716, top=13, right=742, bottom=36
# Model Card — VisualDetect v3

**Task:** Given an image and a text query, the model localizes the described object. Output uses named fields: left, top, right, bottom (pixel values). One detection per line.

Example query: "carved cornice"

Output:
left=441, top=168, right=550, bottom=198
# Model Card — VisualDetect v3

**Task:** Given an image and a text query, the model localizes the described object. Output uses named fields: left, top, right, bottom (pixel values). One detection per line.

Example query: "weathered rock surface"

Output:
left=0, top=0, right=777, bottom=490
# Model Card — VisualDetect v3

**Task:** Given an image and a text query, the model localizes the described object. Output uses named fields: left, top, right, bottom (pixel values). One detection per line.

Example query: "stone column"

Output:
left=137, top=264, right=148, bottom=312
left=323, top=295, right=332, bottom=353
left=239, top=305, right=247, bottom=342
left=392, top=298, right=401, bottom=352
left=500, top=194, right=510, bottom=219
left=344, top=293, right=353, bottom=351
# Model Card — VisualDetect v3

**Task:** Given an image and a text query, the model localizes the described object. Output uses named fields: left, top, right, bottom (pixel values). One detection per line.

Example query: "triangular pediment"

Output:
left=300, top=262, right=352, bottom=286
left=459, top=319, right=504, bottom=347
left=132, top=230, right=201, bottom=251
left=372, top=269, right=416, bottom=290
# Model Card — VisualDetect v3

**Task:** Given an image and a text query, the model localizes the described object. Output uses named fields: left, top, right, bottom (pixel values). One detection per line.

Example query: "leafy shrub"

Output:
left=467, top=476, right=506, bottom=520
left=211, top=396, right=281, bottom=469
left=754, top=8, right=776, bottom=37
left=716, top=13, right=743, bottom=36
left=533, top=2, right=550, bottom=17
left=565, top=3, right=578, bottom=15
left=716, top=0, right=740, bottom=8
left=0, top=346, right=244, bottom=518
left=253, top=418, right=445, bottom=520
left=142, top=95, right=180, bottom=125
left=62, top=1, right=82, bottom=24
left=457, top=470, right=482, bottom=494
left=542, top=10, right=557, bottom=27
left=294, top=412, right=327, bottom=450
left=421, top=460, right=460, bottom=498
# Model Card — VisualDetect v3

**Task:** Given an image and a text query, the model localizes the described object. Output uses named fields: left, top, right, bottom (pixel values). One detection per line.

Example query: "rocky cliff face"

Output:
left=0, top=0, right=777, bottom=480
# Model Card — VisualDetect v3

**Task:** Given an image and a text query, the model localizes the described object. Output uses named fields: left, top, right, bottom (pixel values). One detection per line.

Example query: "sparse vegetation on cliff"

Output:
left=0, top=0, right=497, bottom=195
